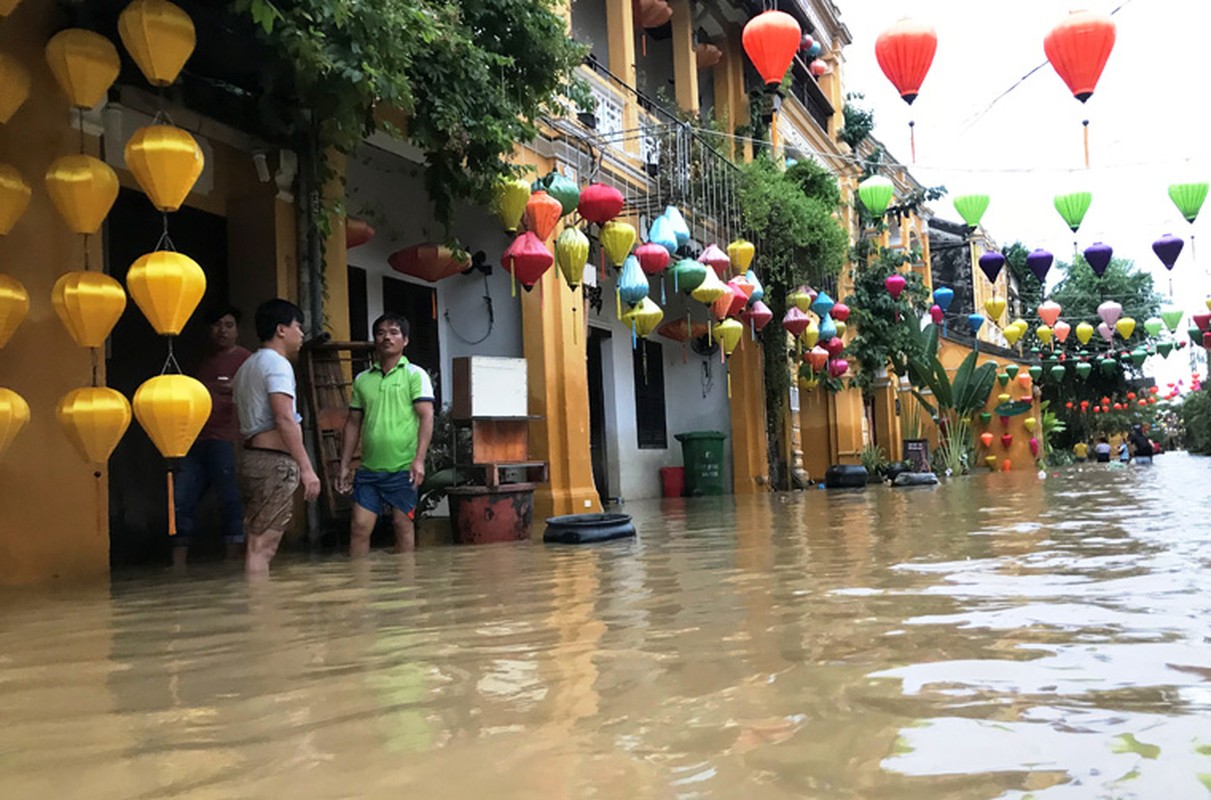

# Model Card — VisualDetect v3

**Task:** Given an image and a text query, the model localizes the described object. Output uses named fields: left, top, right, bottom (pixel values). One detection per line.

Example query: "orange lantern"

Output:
left=57, top=387, right=132, bottom=463
left=0, top=163, right=31, bottom=234
left=0, top=0, right=24, bottom=17
left=0, top=274, right=29, bottom=347
left=742, top=11, right=801, bottom=86
left=388, top=243, right=471, bottom=283
left=134, top=374, right=210, bottom=459
left=0, top=387, right=29, bottom=459
left=524, top=190, right=563, bottom=242
left=46, top=155, right=119, bottom=234
left=45, top=29, right=120, bottom=109
left=875, top=19, right=938, bottom=106
left=346, top=218, right=375, bottom=249
left=118, top=0, right=196, bottom=87
left=0, top=52, right=30, bottom=123
left=125, top=250, right=206, bottom=335
left=52, top=271, right=127, bottom=348
left=124, top=125, right=204, bottom=212
left=1044, top=10, right=1115, bottom=103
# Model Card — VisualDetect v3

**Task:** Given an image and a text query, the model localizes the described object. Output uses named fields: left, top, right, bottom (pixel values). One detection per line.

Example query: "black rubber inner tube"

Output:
left=543, top=513, right=637, bottom=544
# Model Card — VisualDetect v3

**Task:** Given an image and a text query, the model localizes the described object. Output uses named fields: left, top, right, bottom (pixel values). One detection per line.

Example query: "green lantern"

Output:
left=544, top=172, right=581, bottom=217
left=1050, top=364, right=1066, bottom=382
left=953, top=194, right=990, bottom=228
left=1157, top=340, right=1174, bottom=358
left=1028, top=365, right=1043, bottom=381
left=1168, top=182, right=1209, bottom=223
left=997, top=372, right=1010, bottom=387
left=670, top=257, right=706, bottom=295
left=1054, top=191, right=1092, bottom=233
left=1100, top=357, right=1118, bottom=376
left=1143, top=317, right=1163, bottom=338
left=1076, top=361, right=1092, bottom=380
left=1130, top=348, right=1147, bottom=367
left=979, top=412, right=993, bottom=426
left=1161, top=308, right=1184, bottom=332
left=858, top=175, right=895, bottom=218
left=1005, top=364, right=1019, bottom=380
left=1189, top=325, right=1203, bottom=343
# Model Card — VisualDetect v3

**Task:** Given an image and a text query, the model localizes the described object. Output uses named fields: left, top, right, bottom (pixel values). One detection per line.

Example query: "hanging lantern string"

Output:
left=1083, top=119, right=1090, bottom=169
left=77, top=107, right=85, bottom=155
left=909, top=120, right=916, bottom=164
left=156, top=213, right=178, bottom=253
left=90, top=349, right=99, bottom=388
left=160, top=337, right=182, bottom=376
left=83, top=233, right=91, bottom=271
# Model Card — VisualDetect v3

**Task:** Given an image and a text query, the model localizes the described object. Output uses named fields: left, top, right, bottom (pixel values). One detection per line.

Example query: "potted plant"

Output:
left=859, top=443, right=890, bottom=483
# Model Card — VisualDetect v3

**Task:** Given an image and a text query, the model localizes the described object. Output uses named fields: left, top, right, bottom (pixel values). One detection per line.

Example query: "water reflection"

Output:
left=0, top=455, right=1209, bottom=797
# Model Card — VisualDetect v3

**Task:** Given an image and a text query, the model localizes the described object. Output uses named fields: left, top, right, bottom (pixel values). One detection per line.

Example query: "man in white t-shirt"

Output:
left=232, top=298, right=320, bottom=574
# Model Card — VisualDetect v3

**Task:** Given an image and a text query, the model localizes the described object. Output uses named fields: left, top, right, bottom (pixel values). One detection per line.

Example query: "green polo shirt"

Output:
left=350, top=357, right=434, bottom=472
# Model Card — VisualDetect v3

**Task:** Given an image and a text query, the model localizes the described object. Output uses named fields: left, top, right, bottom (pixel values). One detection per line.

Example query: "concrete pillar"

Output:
left=605, top=0, right=639, bottom=152
left=728, top=334, right=767, bottom=493
left=670, top=0, right=698, bottom=114
left=830, top=387, right=865, bottom=465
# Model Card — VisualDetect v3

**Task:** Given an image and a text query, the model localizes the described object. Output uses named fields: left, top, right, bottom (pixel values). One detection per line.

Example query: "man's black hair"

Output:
left=254, top=298, right=304, bottom=343
left=204, top=304, right=241, bottom=326
left=372, top=312, right=410, bottom=338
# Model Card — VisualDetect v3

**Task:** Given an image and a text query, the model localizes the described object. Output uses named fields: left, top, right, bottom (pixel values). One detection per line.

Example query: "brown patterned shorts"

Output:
left=240, top=448, right=300, bottom=536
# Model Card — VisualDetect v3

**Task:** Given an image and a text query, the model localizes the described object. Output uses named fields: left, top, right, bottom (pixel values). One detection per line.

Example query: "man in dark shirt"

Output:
left=172, top=306, right=253, bottom=566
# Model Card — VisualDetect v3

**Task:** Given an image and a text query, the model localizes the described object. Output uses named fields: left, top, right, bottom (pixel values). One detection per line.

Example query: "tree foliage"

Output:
left=1002, top=241, right=1042, bottom=317
left=231, top=0, right=589, bottom=226
left=1181, top=388, right=1211, bottom=454
left=843, top=246, right=929, bottom=395
left=1048, top=255, right=1163, bottom=333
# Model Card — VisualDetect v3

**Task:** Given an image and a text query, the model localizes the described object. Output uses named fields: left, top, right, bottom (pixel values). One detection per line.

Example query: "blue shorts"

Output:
left=353, top=469, right=417, bottom=517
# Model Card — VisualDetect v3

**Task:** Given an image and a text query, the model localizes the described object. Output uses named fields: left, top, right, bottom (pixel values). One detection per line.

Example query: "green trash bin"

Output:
left=674, top=431, right=727, bottom=496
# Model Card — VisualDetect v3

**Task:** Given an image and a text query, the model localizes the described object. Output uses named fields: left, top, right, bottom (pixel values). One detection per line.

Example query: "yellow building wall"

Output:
left=937, top=339, right=1036, bottom=471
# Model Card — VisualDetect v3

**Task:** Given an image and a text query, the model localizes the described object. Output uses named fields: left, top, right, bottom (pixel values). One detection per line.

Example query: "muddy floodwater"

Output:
left=3, top=454, right=1210, bottom=798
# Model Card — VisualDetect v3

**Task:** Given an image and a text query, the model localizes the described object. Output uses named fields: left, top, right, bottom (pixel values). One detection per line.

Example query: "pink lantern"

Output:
left=809, top=59, right=828, bottom=77
left=1054, top=319, right=1071, bottom=343
left=741, top=300, right=773, bottom=333
left=830, top=302, right=850, bottom=322
left=501, top=232, right=554, bottom=290
left=577, top=183, right=624, bottom=225
left=828, top=358, right=849, bottom=378
left=1029, top=437, right=1040, bottom=457
left=824, top=336, right=845, bottom=358
left=805, top=346, right=829, bottom=371
left=1097, top=321, right=1113, bottom=341
left=699, top=244, right=731, bottom=278
left=885, top=273, right=906, bottom=300
left=635, top=242, right=670, bottom=275
left=1037, top=300, right=1062, bottom=327
left=929, top=304, right=944, bottom=324
left=783, top=307, right=810, bottom=337
left=728, top=276, right=755, bottom=301
left=1001, top=434, right=1013, bottom=449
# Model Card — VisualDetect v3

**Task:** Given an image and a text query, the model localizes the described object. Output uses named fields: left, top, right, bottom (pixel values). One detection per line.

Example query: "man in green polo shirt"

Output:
left=337, top=312, right=435, bottom=554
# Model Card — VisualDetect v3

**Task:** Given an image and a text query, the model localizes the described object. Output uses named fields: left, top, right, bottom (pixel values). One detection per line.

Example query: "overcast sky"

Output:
left=837, top=0, right=1210, bottom=385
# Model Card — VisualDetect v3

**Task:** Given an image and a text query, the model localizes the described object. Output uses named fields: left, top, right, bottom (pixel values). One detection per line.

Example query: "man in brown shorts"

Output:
left=232, top=299, right=321, bottom=574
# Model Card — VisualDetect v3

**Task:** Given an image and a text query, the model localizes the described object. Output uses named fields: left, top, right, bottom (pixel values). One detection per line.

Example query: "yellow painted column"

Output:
left=871, top=378, right=901, bottom=462
left=728, top=334, right=767, bottom=493
left=523, top=266, right=601, bottom=520
left=322, top=151, right=350, bottom=341
left=798, top=386, right=832, bottom=481
left=713, top=28, right=750, bottom=161
left=670, top=0, right=699, bottom=114
left=605, top=0, right=639, bottom=151
left=830, top=387, right=866, bottom=465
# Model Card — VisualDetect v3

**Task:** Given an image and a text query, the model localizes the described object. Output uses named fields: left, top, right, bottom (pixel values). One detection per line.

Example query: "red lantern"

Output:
left=345, top=218, right=375, bottom=249
left=741, top=301, right=773, bottom=333
left=783, top=307, right=810, bottom=338
left=635, top=242, right=670, bottom=276
left=805, top=345, right=828, bottom=372
left=875, top=18, right=938, bottom=106
left=389, top=243, right=471, bottom=283
left=724, top=284, right=747, bottom=318
left=633, top=0, right=672, bottom=29
left=524, top=190, right=563, bottom=241
left=577, top=183, right=623, bottom=225
left=501, top=232, right=553, bottom=291
left=741, top=11, right=801, bottom=86
left=1001, top=434, right=1013, bottom=449
left=828, top=359, right=849, bottom=379
left=1126, top=392, right=1136, bottom=401
left=830, top=302, right=850, bottom=322
left=1044, top=10, right=1116, bottom=103
left=808, top=59, right=827, bottom=77
left=929, top=304, right=944, bottom=325
left=824, top=337, right=844, bottom=358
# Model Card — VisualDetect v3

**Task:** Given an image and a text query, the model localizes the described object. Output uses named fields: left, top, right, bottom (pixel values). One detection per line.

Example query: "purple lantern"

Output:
left=1027, top=248, right=1053, bottom=285
left=978, top=251, right=1005, bottom=284
left=1152, top=234, right=1184, bottom=271
left=1084, top=242, right=1113, bottom=277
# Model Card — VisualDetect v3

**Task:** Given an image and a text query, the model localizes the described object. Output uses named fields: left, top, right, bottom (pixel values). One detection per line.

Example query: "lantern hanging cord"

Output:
left=90, top=349, right=99, bottom=387
left=156, top=215, right=176, bottom=252
left=443, top=273, right=494, bottom=346
left=82, top=233, right=90, bottom=271
left=78, top=108, right=85, bottom=155
left=160, top=337, right=182, bottom=376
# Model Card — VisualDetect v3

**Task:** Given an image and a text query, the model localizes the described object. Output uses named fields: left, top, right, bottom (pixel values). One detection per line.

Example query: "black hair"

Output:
left=254, top=298, right=304, bottom=343
left=372, top=312, right=410, bottom=338
left=204, top=304, right=241, bottom=326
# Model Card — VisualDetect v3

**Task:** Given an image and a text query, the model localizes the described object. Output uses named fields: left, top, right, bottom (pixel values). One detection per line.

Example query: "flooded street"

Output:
left=3, top=455, right=1211, bottom=799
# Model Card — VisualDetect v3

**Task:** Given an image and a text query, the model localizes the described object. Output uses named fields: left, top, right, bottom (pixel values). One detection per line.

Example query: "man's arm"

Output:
left=410, top=401, right=435, bottom=487
left=269, top=392, right=320, bottom=500
left=337, top=408, right=364, bottom=494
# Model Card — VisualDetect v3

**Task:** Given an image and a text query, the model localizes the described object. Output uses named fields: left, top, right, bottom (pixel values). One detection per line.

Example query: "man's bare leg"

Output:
left=246, top=528, right=285, bottom=575
left=349, top=503, right=378, bottom=558
left=391, top=507, right=415, bottom=553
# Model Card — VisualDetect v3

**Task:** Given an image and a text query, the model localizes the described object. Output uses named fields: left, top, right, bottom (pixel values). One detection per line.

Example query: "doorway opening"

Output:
left=381, top=275, right=441, bottom=405
left=587, top=327, right=611, bottom=504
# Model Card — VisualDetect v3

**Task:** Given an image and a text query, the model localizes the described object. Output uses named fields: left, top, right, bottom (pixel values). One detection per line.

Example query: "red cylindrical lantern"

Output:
left=874, top=18, right=938, bottom=105
left=577, top=183, right=624, bottom=225
left=501, top=232, right=554, bottom=290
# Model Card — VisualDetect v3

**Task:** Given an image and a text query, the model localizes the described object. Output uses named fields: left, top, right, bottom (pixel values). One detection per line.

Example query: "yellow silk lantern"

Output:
left=133, top=373, right=210, bottom=458
left=0, top=0, right=24, bottom=17
left=0, top=163, right=31, bottom=234
left=52, top=271, right=127, bottom=348
left=1023, top=417, right=1037, bottom=434
left=57, top=387, right=131, bottom=463
left=0, top=52, right=29, bottom=124
left=691, top=268, right=727, bottom=306
left=998, top=392, right=1011, bottom=404
left=126, top=250, right=206, bottom=335
left=46, top=155, right=119, bottom=234
left=124, top=125, right=204, bottom=212
left=1036, top=324, right=1053, bottom=346
left=0, top=274, right=29, bottom=347
left=1003, top=323, right=1023, bottom=346
left=600, top=220, right=636, bottom=267
left=835, top=319, right=848, bottom=338
left=494, top=177, right=530, bottom=233
left=788, top=287, right=812, bottom=312
left=713, top=318, right=744, bottom=357
left=1076, top=321, right=1094, bottom=345
left=984, top=296, right=1006, bottom=321
left=621, top=296, right=664, bottom=339
left=726, top=239, right=755, bottom=273
left=45, top=29, right=120, bottom=109
left=0, top=387, right=29, bottom=459
left=801, top=321, right=820, bottom=349
left=1115, top=317, right=1136, bottom=339
left=554, top=226, right=589, bottom=290
left=118, top=0, right=196, bottom=87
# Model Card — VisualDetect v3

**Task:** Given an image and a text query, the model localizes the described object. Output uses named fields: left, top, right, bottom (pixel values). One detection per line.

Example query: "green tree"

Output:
left=232, top=0, right=588, bottom=227
left=1048, top=255, right=1163, bottom=335
left=1003, top=241, right=1042, bottom=319
left=737, top=156, right=848, bottom=488
left=1180, top=388, right=1211, bottom=453
left=843, top=246, right=929, bottom=395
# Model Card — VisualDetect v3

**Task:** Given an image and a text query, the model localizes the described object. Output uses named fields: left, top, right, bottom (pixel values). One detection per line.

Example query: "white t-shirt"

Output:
left=233, top=348, right=302, bottom=438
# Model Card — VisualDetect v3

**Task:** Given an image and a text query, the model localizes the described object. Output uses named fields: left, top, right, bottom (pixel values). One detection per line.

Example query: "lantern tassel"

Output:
left=431, top=291, right=437, bottom=320
left=167, top=470, right=177, bottom=536
left=642, top=338, right=648, bottom=383
left=572, top=307, right=578, bottom=345
left=727, top=368, right=732, bottom=399
left=660, top=274, right=666, bottom=305
left=909, top=120, right=916, bottom=164
left=510, top=257, right=517, bottom=298
left=616, top=285, right=621, bottom=320
left=1082, top=119, right=1090, bottom=169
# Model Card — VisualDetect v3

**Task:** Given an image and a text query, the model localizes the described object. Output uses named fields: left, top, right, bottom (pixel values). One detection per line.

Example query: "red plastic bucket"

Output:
left=659, top=466, right=686, bottom=498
